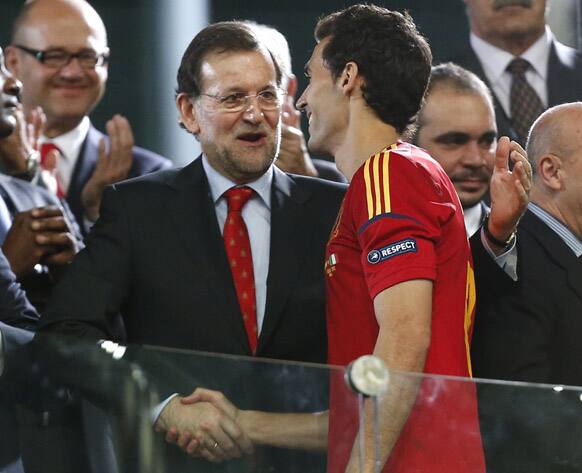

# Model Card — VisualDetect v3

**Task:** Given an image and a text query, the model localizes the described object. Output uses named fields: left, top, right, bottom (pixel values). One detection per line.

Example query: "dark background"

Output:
left=1, top=0, right=578, bottom=163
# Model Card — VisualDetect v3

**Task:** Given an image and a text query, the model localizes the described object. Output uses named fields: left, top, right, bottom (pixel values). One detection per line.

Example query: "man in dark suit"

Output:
left=39, top=21, right=345, bottom=467
left=472, top=102, right=582, bottom=472
left=454, top=0, right=582, bottom=145
left=5, top=0, right=171, bottom=230
left=0, top=46, right=80, bottom=313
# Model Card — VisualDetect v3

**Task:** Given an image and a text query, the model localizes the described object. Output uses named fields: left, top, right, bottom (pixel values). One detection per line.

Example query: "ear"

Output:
left=4, top=46, right=21, bottom=77
left=176, top=93, right=200, bottom=135
left=286, top=74, right=298, bottom=98
left=537, top=154, right=564, bottom=191
left=338, top=61, right=361, bottom=96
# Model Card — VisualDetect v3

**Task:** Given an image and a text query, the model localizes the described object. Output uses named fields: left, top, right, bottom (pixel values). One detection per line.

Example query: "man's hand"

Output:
left=155, top=390, right=253, bottom=463
left=0, top=106, right=44, bottom=177
left=2, top=206, right=78, bottom=277
left=275, top=103, right=318, bottom=177
left=487, top=136, right=532, bottom=248
left=81, top=115, right=134, bottom=222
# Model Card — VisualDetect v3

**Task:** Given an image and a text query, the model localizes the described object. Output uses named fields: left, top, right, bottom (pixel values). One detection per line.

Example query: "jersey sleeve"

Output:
left=349, top=149, right=455, bottom=299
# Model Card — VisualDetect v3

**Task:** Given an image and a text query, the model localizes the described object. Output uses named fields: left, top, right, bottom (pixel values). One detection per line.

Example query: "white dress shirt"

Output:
left=470, top=27, right=552, bottom=117
left=202, top=155, right=272, bottom=333
left=40, top=116, right=91, bottom=193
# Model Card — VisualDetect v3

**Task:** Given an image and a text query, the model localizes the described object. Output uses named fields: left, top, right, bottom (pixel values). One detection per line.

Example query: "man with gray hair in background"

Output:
left=245, top=21, right=346, bottom=183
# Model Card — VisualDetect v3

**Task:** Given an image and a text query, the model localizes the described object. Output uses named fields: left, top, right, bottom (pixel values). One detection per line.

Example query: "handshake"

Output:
left=155, top=388, right=254, bottom=463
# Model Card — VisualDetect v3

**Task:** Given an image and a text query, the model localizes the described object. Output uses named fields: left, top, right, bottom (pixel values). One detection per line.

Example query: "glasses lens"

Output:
left=78, top=52, right=100, bottom=68
left=42, top=51, right=69, bottom=68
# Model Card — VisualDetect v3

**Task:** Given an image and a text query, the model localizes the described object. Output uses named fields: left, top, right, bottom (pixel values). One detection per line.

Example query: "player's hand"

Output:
left=81, top=114, right=134, bottom=221
left=487, top=136, right=532, bottom=246
left=156, top=392, right=252, bottom=463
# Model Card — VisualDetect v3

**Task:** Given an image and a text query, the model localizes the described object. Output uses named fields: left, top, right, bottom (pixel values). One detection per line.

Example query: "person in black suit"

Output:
left=453, top=0, right=582, bottom=145
left=0, top=46, right=81, bottom=313
left=5, top=0, right=171, bottom=231
left=39, top=21, right=346, bottom=467
left=472, top=102, right=582, bottom=472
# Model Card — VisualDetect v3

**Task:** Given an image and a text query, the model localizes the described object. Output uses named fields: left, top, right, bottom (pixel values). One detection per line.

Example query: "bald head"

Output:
left=526, top=103, right=582, bottom=174
left=6, top=0, right=109, bottom=136
left=12, top=0, right=107, bottom=46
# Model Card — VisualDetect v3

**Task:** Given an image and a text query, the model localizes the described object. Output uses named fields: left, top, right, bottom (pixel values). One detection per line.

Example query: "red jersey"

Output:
left=326, top=142, right=484, bottom=472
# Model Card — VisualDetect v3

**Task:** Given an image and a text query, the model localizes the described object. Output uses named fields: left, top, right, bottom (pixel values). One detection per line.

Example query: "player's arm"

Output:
left=345, top=279, right=432, bottom=473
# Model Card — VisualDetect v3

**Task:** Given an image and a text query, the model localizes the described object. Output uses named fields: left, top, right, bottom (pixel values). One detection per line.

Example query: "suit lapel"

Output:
left=521, top=210, right=582, bottom=300
left=258, top=169, right=311, bottom=352
left=67, top=126, right=102, bottom=223
left=547, top=40, right=581, bottom=106
left=165, top=157, right=250, bottom=354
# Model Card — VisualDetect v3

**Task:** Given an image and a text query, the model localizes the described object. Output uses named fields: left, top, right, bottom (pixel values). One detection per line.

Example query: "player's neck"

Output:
left=335, top=117, right=399, bottom=182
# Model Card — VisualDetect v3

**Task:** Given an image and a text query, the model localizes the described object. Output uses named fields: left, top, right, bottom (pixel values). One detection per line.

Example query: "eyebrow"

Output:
left=433, top=130, right=497, bottom=143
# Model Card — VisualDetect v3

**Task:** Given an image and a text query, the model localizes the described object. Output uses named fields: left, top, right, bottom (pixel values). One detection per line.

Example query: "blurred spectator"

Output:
left=5, top=0, right=171, bottom=230
left=246, top=21, right=346, bottom=183
left=471, top=101, right=582, bottom=473
left=472, top=101, right=582, bottom=385
left=455, top=0, right=582, bottom=145
left=0, top=46, right=80, bottom=314
left=414, top=63, right=497, bottom=236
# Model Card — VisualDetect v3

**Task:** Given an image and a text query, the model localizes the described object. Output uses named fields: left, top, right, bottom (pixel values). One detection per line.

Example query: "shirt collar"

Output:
left=529, top=203, right=582, bottom=257
left=202, top=155, right=273, bottom=210
left=470, top=26, right=551, bottom=83
left=41, top=116, right=91, bottom=163
left=463, top=202, right=486, bottom=237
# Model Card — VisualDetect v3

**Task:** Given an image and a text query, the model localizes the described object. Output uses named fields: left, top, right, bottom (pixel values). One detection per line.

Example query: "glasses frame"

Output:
left=13, top=44, right=110, bottom=69
left=198, top=88, right=287, bottom=113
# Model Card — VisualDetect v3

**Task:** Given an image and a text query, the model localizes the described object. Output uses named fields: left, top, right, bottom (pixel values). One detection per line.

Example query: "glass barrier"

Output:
left=1, top=332, right=582, bottom=473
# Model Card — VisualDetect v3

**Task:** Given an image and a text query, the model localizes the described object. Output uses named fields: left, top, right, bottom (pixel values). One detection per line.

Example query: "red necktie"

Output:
left=223, top=187, right=258, bottom=354
left=40, top=142, right=65, bottom=198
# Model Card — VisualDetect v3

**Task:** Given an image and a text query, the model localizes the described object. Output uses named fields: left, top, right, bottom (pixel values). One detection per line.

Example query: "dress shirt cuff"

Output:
left=83, top=215, right=96, bottom=234
left=480, top=227, right=518, bottom=281
left=151, top=393, right=179, bottom=425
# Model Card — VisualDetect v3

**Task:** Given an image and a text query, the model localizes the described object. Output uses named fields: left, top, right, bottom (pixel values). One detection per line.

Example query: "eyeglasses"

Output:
left=199, top=89, right=286, bottom=113
left=13, top=45, right=110, bottom=69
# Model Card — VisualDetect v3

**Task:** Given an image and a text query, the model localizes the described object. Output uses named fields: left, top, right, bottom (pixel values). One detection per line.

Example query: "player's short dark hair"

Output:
left=314, top=4, right=432, bottom=134
left=176, top=21, right=282, bottom=98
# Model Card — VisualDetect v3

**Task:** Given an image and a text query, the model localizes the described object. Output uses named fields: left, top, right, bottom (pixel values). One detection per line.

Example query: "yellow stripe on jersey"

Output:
left=364, top=159, right=374, bottom=219
left=373, top=154, right=382, bottom=217
left=363, top=151, right=393, bottom=219
left=464, top=262, right=476, bottom=377
left=382, top=152, right=391, bottom=213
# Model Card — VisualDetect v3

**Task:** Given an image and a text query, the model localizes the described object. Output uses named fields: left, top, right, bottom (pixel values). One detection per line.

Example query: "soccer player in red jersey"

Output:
left=165, top=5, right=531, bottom=471
left=294, top=5, right=528, bottom=473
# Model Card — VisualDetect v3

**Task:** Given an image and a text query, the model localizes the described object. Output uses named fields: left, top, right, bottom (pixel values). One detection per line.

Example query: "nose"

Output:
left=2, top=73, right=21, bottom=98
left=296, top=89, right=307, bottom=111
left=242, top=99, right=266, bottom=124
left=59, top=56, right=85, bottom=77
left=461, top=141, right=487, bottom=168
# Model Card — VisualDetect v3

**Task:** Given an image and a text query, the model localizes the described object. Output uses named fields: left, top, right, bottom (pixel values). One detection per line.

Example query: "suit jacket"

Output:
left=42, top=155, right=346, bottom=355
left=39, top=157, right=345, bottom=472
left=66, top=125, right=172, bottom=231
left=0, top=247, right=36, bottom=473
left=453, top=38, right=582, bottom=143
left=471, top=209, right=582, bottom=472
left=0, top=174, right=82, bottom=313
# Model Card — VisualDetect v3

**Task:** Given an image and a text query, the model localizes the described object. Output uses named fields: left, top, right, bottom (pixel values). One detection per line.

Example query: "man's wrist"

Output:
left=483, top=214, right=516, bottom=249
left=9, top=150, right=40, bottom=181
